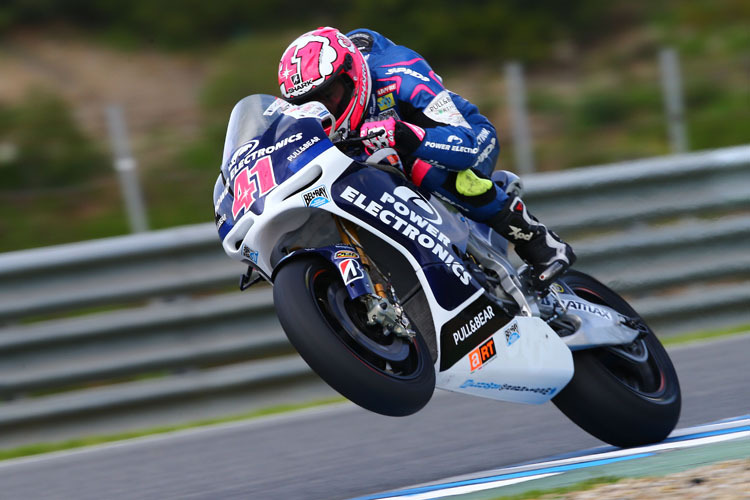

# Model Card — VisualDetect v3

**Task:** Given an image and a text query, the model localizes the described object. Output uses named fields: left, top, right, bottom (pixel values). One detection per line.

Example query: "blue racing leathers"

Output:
left=347, top=29, right=507, bottom=222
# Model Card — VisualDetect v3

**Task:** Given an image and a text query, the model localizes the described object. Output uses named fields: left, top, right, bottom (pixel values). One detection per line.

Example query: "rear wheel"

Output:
left=552, top=270, right=681, bottom=447
left=273, top=256, right=435, bottom=417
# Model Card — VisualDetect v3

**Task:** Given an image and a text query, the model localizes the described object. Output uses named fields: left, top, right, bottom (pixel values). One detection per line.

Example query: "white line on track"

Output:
left=358, top=416, right=750, bottom=500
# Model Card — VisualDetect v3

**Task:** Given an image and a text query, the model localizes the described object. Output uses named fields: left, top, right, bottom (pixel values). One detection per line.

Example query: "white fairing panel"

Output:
left=437, top=316, right=574, bottom=404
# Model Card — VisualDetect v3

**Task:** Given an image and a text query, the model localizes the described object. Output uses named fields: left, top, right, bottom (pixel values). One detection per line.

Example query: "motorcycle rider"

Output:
left=278, top=27, right=575, bottom=289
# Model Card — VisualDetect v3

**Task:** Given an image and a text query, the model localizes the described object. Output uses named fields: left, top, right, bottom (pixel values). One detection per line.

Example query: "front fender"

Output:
left=272, top=245, right=375, bottom=300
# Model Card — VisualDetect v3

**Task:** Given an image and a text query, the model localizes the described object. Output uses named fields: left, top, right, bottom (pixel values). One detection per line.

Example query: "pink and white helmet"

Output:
left=278, top=27, right=371, bottom=137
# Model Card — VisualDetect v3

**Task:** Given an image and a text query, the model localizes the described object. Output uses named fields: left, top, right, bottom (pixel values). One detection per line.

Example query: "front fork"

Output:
left=333, top=216, right=413, bottom=338
left=334, top=217, right=387, bottom=300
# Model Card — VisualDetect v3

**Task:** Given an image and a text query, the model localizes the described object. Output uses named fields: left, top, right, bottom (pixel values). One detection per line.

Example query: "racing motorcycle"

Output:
left=213, top=94, right=681, bottom=448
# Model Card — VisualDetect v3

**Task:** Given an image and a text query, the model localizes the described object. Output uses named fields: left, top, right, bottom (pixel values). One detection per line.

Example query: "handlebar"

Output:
left=333, top=130, right=383, bottom=148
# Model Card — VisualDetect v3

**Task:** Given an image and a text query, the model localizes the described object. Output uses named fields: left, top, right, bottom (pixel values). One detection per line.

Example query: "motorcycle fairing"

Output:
left=217, top=95, right=574, bottom=399
left=330, top=165, right=479, bottom=311
left=437, top=293, right=513, bottom=371
left=214, top=95, right=332, bottom=240
left=437, top=316, right=573, bottom=405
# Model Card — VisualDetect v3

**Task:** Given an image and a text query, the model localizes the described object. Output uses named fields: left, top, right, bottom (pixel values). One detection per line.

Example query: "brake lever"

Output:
left=334, top=130, right=382, bottom=148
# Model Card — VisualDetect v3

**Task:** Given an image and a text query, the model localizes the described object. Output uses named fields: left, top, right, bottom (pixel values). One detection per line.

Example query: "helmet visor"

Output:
left=289, top=73, right=354, bottom=120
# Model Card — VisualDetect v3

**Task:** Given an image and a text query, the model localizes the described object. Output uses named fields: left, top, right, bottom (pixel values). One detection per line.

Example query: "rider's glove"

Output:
left=360, top=118, right=425, bottom=156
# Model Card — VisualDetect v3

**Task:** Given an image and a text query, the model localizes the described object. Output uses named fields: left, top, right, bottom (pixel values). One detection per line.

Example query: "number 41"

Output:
left=232, top=156, right=277, bottom=217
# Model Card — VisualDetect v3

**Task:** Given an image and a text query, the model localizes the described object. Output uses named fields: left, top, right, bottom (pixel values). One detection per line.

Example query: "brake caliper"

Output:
left=364, top=295, right=414, bottom=338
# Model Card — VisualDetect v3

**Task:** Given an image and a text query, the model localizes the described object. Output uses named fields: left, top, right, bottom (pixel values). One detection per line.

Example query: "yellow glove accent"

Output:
left=456, top=169, right=493, bottom=196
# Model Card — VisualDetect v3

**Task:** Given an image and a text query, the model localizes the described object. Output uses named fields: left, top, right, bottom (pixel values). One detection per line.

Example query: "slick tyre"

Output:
left=273, top=256, right=435, bottom=417
left=552, top=270, right=681, bottom=448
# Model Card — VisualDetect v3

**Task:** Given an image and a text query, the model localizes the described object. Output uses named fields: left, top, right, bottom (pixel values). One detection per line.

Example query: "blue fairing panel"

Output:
left=213, top=96, right=332, bottom=242
left=331, top=164, right=480, bottom=311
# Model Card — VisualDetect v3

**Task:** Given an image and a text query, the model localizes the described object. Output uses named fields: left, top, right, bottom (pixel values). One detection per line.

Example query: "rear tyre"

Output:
left=273, top=256, right=435, bottom=417
left=552, top=270, right=681, bottom=447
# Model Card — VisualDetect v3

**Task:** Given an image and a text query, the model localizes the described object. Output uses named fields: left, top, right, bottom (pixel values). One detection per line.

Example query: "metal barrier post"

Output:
left=659, top=48, right=689, bottom=154
left=505, top=62, right=535, bottom=175
left=106, top=104, right=149, bottom=233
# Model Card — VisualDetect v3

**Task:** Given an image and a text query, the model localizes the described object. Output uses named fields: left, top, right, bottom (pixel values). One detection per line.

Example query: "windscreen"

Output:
left=220, top=94, right=290, bottom=168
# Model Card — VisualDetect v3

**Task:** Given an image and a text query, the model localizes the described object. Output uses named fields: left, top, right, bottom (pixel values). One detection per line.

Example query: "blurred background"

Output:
left=1, top=0, right=748, bottom=252
left=0, top=0, right=749, bottom=455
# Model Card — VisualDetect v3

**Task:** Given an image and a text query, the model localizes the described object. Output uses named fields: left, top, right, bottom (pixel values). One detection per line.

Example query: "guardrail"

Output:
left=1, top=145, right=749, bottom=441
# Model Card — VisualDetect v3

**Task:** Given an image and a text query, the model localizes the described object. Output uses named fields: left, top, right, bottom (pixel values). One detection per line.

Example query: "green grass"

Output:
left=0, top=397, right=345, bottom=462
left=0, top=324, right=746, bottom=464
left=661, top=323, right=750, bottom=347
left=491, top=476, right=623, bottom=500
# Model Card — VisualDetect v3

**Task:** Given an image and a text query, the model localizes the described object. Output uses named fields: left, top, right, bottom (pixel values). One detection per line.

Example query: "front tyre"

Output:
left=273, top=256, right=435, bottom=417
left=552, top=270, right=681, bottom=447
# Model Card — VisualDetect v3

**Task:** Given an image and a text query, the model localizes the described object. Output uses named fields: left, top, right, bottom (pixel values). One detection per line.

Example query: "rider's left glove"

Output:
left=360, top=118, right=425, bottom=156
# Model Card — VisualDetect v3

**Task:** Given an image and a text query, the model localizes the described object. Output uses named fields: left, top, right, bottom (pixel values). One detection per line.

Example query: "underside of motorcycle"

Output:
left=270, top=208, right=680, bottom=447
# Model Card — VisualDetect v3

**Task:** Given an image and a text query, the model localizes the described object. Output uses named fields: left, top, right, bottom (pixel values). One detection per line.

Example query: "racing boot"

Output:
left=488, top=195, right=576, bottom=290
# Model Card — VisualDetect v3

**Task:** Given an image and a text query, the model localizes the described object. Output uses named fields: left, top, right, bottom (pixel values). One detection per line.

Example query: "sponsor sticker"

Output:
left=551, top=283, right=565, bottom=294
left=385, top=67, right=430, bottom=82
left=358, top=64, right=369, bottom=106
left=424, top=90, right=470, bottom=128
left=263, top=98, right=292, bottom=116
left=287, top=135, right=322, bottom=163
left=376, top=84, right=397, bottom=97
left=338, top=258, right=364, bottom=285
left=504, top=322, right=520, bottom=346
left=459, top=379, right=557, bottom=397
left=374, top=108, right=399, bottom=121
left=562, top=300, right=612, bottom=319
left=469, top=337, right=497, bottom=372
left=241, top=245, right=259, bottom=263
left=377, top=93, right=395, bottom=111
left=334, top=250, right=359, bottom=260
left=215, top=213, right=227, bottom=230
left=438, top=295, right=512, bottom=371
left=283, top=101, right=331, bottom=121
left=424, top=141, right=478, bottom=154
left=453, top=305, right=496, bottom=346
left=337, top=185, right=474, bottom=285
left=228, top=133, right=303, bottom=179
left=476, top=128, right=491, bottom=145
left=302, top=185, right=330, bottom=208
left=474, top=137, right=497, bottom=166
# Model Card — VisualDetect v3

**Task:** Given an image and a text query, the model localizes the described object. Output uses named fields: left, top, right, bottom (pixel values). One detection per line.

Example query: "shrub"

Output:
left=0, top=90, right=107, bottom=189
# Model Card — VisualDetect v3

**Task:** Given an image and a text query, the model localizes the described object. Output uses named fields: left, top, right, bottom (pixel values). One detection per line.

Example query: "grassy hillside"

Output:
left=0, top=3, right=747, bottom=251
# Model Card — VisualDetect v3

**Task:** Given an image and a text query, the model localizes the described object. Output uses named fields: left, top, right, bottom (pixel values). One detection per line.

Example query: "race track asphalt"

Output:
left=0, top=334, right=748, bottom=500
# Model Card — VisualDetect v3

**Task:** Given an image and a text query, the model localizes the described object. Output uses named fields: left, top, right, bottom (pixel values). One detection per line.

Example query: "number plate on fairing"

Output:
left=224, top=117, right=330, bottom=220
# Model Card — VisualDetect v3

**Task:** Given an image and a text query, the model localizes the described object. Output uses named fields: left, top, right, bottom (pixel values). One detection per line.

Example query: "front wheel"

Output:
left=551, top=270, right=681, bottom=447
left=273, top=256, right=435, bottom=417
